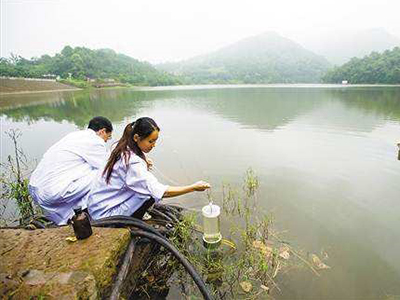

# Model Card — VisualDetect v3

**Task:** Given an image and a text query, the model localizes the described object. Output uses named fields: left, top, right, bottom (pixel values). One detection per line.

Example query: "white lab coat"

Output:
left=29, top=129, right=109, bottom=225
left=87, top=152, right=168, bottom=220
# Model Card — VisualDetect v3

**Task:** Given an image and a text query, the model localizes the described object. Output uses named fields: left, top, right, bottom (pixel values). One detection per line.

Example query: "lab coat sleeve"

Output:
left=125, top=161, right=168, bottom=202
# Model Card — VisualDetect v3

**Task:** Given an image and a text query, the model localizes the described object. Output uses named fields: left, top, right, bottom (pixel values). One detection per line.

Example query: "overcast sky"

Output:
left=1, top=0, right=400, bottom=63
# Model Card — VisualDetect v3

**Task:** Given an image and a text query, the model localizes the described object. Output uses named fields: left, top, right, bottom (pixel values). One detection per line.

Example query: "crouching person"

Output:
left=87, top=117, right=210, bottom=220
left=28, top=116, right=113, bottom=225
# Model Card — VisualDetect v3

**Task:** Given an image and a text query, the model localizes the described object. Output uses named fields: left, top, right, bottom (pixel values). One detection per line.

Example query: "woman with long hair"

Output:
left=87, top=117, right=210, bottom=219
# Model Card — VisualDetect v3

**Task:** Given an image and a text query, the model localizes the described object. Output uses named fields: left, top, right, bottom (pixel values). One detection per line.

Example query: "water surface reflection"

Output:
left=1, top=85, right=400, bottom=299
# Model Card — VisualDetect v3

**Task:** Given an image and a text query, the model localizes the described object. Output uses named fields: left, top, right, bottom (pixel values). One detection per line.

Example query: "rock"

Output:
left=24, top=269, right=47, bottom=285
left=0, top=273, right=20, bottom=296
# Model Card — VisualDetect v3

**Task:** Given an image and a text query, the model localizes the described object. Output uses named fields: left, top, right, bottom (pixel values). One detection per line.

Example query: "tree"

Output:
left=322, top=47, right=400, bottom=84
left=0, top=46, right=182, bottom=85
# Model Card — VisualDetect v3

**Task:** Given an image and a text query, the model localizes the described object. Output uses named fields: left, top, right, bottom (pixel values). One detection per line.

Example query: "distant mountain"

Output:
left=322, top=46, right=400, bottom=84
left=305, top=28, right=400, bottom=65
left=157, top=32, right=331, bottom=84
left=0, top=46, right=182, bottom=86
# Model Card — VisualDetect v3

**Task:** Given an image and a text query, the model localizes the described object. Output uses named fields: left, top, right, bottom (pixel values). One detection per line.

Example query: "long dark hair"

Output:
left=103, top=117, right=160, bottom=183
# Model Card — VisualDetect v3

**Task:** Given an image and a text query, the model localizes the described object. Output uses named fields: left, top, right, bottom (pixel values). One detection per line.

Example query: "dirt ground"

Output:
left=0, top=78, right=79, bottom=94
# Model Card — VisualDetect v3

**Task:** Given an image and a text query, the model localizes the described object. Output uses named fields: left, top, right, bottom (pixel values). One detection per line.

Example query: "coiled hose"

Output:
left=91, top=216, right=164, bottom=238
left=151, top=205, right=180, bottom=224
left=130, top=229, right=213, bottom=300
left=148, top=208, right=174, bottom=223
left=91, top=216, right=213, bottom=300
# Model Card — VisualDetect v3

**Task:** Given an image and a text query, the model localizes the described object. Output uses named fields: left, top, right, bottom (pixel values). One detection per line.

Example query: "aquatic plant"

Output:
left=0, top=129, right=39, bottom=225
left=141, top=169, right=323, bottom=299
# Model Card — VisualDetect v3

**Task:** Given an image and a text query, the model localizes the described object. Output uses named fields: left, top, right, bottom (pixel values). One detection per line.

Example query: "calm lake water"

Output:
left=1, top=85, right=400, bottom=299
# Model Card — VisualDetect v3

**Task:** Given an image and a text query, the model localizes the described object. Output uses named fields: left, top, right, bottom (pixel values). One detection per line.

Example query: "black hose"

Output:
left=110, top=239, right=136, bottom=300
left=92, top=214, right=213, bottom=299
left=155, top=203, right=183, bottom=215
left=92, top=217, right=213, bottom=299
left=30, top=220, right=46, bottom=229
left=164, top=210, right=180, bottom=223
left=130, top=230, right=213, bottom=300
left=91, top=216, right=165, bottom=239
left=148, top=208, right=174, bottom=223
left=155, top=203, right=183, bottom=212
left=152, top=204, right=181, bottom=223
left=155, top=207, right=180, bottom=224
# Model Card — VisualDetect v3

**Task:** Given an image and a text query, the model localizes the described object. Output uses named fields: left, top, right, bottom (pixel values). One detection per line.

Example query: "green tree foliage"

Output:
left=0, top=46, right=182, bottom=86
left=322, top=47, right=400, bottom=84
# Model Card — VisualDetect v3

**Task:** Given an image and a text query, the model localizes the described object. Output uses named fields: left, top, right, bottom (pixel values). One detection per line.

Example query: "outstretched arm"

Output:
left=163, top=181, right=211, bottom=198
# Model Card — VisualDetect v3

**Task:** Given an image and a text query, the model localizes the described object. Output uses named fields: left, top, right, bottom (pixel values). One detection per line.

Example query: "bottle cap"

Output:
left=202, top=204, right=220, bottom=218
left=73, top=206, right=82, bottom=214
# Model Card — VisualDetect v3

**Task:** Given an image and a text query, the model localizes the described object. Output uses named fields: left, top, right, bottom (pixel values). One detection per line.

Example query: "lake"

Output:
left=1, top=85, right=400, bottom=299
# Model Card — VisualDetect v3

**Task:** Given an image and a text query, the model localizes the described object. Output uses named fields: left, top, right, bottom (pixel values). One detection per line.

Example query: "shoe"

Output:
left=142, top=212, right=152, bottom=221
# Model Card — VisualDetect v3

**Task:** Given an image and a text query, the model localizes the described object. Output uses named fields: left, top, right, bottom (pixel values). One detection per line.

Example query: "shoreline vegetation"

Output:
left=1, top=78, right=400, bottom=96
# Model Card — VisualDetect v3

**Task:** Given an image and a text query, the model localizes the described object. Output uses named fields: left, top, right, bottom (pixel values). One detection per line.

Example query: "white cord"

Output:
left=152, top=165, right=182, bottom=185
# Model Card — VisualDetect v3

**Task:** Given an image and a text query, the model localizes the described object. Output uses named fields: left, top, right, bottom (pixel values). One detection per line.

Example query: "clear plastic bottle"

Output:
left=202, top=204, right=222, bottom=245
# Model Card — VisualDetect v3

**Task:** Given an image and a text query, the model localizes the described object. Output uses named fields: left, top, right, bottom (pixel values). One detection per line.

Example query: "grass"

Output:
left=58, top=78, right=90, bottom=89
left=158, top=168, right=312, bottom=299
left=0, top=129, right=40, bottom=225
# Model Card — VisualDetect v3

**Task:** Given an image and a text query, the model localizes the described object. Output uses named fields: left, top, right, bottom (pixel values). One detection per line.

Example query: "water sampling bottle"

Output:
left=202, top=202, right=222, bottom=248
left=71, top=207, right=92, bottom=240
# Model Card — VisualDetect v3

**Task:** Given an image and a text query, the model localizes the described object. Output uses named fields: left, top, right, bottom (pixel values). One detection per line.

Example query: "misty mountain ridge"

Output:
left=303, top=28, right=400, bottom=65
left=158, top=32, right=331, bottom=84
left=3, top=29, right=399, bottom=86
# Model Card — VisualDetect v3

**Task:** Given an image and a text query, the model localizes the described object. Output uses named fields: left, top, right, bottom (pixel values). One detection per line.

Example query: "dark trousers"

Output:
left=131, top=198, right=155, bottom=219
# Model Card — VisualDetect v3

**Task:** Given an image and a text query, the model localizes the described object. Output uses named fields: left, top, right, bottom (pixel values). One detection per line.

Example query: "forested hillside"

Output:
left=158, top=32, right=331, bottom=84
left=3, top=40, right=398, bottom=87
left=322, top=47, right=400, bottom=84
left=0, top=46, right=182, bottom=86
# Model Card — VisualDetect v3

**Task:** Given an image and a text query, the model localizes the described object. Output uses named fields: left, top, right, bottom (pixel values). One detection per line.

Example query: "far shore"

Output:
left=1, top=82, right=400, bottom=97
left=0, top=88, right=82, bottom=96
